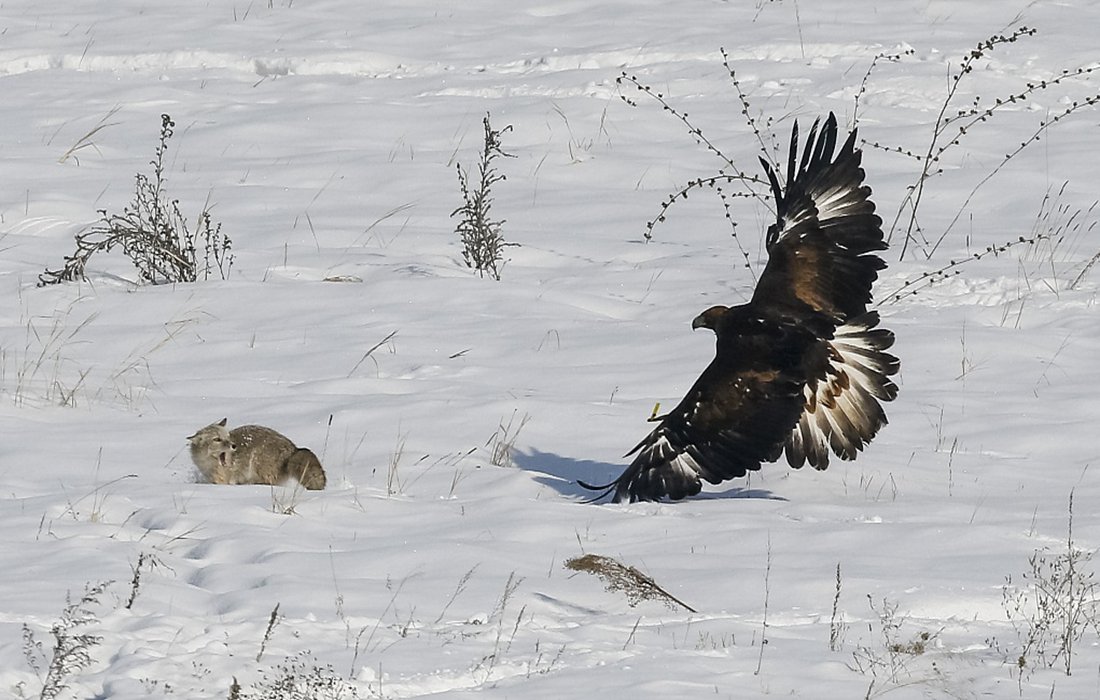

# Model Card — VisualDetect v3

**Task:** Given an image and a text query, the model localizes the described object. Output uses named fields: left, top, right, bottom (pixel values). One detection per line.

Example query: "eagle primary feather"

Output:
left=585, top=113, right=899, bottom=503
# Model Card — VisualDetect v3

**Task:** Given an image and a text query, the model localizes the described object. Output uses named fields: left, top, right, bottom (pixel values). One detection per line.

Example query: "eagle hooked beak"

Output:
left=692, top=305, right=728, bottom=332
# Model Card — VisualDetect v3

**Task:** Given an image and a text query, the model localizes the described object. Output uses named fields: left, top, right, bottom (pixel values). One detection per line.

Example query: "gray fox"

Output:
left=187, top=418, right=327, bottom=490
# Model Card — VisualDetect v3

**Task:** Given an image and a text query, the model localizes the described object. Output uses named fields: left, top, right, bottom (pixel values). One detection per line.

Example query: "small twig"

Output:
left=256, top=603, right=281, bottom=662
left=829, top=561, right=845, bottom=652
left=125, top=552, right=162, bottom=610
left=347, top=329, right=397, bottom=377
left=755, top=535, right=772, bottom=675
left=434, top=565, right=480, bottom=624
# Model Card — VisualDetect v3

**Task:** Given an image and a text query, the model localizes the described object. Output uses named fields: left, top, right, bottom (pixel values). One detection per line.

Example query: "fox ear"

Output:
left=218, top=417, right=227, bottom=426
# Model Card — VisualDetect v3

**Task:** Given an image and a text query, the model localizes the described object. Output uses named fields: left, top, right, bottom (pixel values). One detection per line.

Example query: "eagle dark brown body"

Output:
left=585, top=113, right=899, bottom=502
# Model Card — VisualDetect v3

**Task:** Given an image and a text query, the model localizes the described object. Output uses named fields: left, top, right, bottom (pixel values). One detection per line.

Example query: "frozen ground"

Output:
left=1, top=1, right=1099, bottom=698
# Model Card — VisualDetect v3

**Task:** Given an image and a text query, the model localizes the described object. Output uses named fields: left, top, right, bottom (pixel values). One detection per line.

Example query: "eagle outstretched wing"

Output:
left=585, top=113, right=898, bottom=503
left=784, top=310, right=899, bottom=470
left=752, top=113, right=886, bottom=321
left=583, top=318, right=812, bottom=502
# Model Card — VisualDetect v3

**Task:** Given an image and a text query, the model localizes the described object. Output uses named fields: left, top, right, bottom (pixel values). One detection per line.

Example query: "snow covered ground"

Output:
left=1, top=1, right=1099, bottom=697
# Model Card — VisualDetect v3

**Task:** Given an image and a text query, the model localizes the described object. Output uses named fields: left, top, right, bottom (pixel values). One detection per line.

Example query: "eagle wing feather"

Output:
left=610, top=355, right=806, bottom=502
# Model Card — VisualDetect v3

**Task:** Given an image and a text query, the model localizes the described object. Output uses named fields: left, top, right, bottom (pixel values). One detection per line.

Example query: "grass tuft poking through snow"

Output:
left=565, top=554, right=696, bottom=612
left=39, top=114, right=233, bottom=286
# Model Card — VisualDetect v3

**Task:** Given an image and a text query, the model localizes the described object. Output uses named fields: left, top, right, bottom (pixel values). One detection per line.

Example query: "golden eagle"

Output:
left=584, top=113, right=898, bottom=502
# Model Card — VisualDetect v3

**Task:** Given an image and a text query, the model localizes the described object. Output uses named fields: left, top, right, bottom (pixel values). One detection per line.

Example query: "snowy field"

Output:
left=2, top=1, right=1100, bottom=697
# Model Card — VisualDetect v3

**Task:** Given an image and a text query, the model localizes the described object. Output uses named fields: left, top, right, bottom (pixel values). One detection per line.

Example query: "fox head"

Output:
left=187, top=418, right=235, bottom=467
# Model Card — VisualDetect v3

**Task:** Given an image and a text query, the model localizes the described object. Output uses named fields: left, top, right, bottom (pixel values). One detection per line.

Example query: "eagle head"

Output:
left=692, top=305, right=729, bottom=332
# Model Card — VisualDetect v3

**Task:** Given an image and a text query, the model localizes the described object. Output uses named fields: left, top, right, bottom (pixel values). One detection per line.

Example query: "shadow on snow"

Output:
left=513, top=448, right=787, bottom=502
